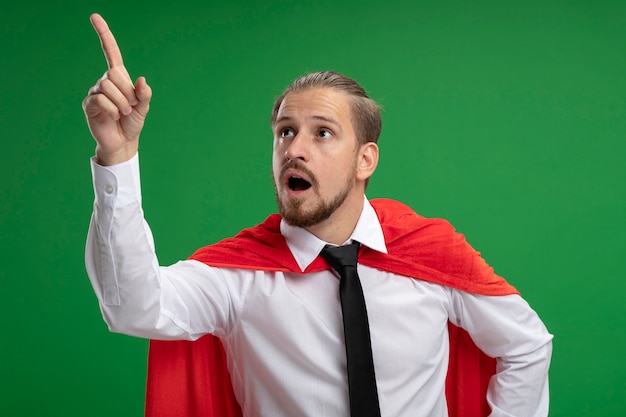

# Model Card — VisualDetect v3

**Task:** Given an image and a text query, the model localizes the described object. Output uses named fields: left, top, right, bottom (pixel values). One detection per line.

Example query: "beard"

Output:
left=273, top=161, right=355, bottom=228
left=276, top=184, right=351, bottom=228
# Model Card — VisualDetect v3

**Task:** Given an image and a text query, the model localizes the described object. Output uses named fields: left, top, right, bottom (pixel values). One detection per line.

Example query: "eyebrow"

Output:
left=273, top=115, right=340, bottom=127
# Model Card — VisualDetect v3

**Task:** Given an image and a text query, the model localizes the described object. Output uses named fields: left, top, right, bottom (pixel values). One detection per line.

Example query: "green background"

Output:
left=1, top=0, right=624, bottom=415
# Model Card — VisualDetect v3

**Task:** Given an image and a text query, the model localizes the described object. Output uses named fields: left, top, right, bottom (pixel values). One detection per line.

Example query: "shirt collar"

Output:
left=280, top=196, right=388, bottom=271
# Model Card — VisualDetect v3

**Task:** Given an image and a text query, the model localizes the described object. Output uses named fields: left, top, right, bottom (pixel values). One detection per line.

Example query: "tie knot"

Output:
left=320, top=241, right=360, bottom=271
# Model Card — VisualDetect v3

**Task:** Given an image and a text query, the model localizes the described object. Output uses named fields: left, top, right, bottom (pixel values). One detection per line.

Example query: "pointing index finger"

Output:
left=90, top=13, right=125, bottom=69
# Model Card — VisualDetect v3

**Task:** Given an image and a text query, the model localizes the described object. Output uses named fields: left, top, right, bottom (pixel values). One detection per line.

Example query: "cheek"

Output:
left=272, top=152, right=283, bottom=178
left=273, top=138, right=286, bottom=157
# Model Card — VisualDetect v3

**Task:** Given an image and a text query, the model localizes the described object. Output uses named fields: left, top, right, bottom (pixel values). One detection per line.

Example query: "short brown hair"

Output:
left=270, top=71, right=382, bottom=146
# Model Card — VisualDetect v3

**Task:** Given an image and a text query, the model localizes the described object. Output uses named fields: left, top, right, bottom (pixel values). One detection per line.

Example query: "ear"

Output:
left=356, top=142, right=379, bottom=182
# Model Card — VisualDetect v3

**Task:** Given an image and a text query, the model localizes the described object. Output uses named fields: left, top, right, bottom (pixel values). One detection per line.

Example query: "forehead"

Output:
left=274, top=88, right=353, bottom=125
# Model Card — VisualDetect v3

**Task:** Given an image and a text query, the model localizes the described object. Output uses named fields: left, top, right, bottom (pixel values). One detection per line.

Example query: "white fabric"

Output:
left=86, top=154, right=553, bottom=417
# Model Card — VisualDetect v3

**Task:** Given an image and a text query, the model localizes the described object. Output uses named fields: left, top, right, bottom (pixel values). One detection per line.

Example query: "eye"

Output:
left=318, top=129, right=332, bottom=139
left=280, top=128, right=295, bottom=138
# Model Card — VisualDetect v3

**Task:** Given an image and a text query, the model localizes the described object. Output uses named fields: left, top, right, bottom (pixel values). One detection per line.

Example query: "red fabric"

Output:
left=146, top=198, right=516, bottom=417
left=146, top=336, right=242, bottom=417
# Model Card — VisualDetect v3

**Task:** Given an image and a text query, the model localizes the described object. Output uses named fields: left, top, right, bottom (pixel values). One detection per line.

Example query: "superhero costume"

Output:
left=145, top=198, right=518, bottom=417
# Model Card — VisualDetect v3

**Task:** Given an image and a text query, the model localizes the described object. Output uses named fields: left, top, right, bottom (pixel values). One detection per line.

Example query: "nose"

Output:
left=284, top=133, right=309, bottom=162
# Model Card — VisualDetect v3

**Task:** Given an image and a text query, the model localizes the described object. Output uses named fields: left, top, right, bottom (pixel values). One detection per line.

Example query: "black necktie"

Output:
left=320, top=242, right=381, bottom=417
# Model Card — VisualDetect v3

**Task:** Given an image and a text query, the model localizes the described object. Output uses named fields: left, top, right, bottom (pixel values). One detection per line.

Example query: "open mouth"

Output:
left=288, top=176, right=312, bottom=191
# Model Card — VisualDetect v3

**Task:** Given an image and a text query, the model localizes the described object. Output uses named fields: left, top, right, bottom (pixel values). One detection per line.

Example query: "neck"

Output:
left=305, top=193, right=364, bottom=245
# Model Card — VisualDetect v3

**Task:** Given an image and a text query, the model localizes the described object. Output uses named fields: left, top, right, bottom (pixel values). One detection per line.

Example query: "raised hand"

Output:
left=82, top=13, right=152, bottom=165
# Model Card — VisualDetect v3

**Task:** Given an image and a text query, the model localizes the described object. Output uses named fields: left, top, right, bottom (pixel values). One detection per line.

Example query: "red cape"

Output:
left=146, top=199, right=518, bottom=417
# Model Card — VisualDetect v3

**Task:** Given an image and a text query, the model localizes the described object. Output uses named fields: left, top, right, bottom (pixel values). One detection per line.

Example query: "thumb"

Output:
left=133, top=76, right=152, bottom=116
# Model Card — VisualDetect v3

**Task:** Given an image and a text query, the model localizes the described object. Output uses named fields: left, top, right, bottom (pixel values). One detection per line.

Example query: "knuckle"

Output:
left=99, top=77, right=112, bottom=90
left=87, top=93, right=107, bottom=109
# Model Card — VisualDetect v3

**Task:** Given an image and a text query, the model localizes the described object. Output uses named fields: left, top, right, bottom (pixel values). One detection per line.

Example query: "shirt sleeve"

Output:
left=85, top=154, right=246, bottom=340
left=448, top=290, right=553, bottom=417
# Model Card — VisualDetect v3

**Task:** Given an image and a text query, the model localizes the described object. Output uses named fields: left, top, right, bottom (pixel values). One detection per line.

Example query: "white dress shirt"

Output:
left=86, top=153, right=553, bottom=417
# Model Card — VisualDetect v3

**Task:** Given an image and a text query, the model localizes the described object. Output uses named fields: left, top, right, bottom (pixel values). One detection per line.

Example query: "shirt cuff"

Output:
left=90, top=152, right=142, bottom=208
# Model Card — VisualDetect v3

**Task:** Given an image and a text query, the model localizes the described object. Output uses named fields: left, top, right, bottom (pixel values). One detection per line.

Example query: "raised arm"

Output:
left=82, top=13, right=152, bottom=166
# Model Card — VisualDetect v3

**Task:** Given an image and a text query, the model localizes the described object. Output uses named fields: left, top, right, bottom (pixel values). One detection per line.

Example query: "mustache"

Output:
left=280, top=160, right=317, bottom=187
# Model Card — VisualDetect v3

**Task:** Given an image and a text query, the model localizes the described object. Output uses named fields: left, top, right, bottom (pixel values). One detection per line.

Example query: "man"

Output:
left=84, top=13, right=552, bottom=417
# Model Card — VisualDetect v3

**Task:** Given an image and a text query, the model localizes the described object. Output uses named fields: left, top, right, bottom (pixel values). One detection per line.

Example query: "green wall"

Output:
left=1, top=0, right=624, bottom=415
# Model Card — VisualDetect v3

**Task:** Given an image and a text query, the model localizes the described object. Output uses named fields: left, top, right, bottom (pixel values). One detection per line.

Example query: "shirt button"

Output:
left=105, top=184, right=115, bottom=194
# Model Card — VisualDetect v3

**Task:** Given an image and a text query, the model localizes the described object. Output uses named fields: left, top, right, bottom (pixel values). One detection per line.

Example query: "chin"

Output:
left=279, top=199, right=317, bottom=228
left=277, top=189, right=349, bottom=229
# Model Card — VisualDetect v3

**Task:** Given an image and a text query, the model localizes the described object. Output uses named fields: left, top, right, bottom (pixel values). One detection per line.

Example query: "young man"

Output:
left=84, top=14, right=552, bottom=417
